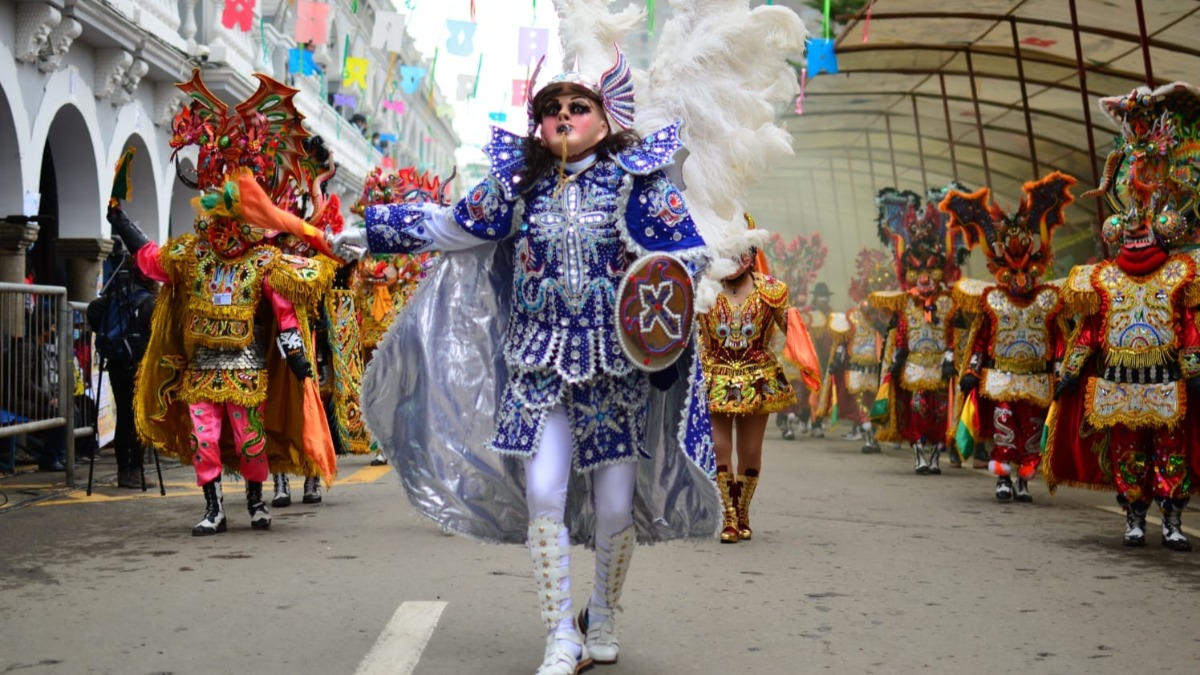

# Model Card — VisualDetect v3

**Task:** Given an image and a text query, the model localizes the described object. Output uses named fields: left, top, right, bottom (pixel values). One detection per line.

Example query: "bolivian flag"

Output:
left=955, top=389, right=981, bottom=459
left=870, top=377, right=890, bottom=422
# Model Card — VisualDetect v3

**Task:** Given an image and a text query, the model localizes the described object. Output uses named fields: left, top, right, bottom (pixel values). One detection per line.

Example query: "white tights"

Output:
left=525, top=408, right=636, bottom=638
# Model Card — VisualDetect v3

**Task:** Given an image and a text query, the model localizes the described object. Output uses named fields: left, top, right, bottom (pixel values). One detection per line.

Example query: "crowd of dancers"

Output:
left=97, top=1, right=1200, bottom=672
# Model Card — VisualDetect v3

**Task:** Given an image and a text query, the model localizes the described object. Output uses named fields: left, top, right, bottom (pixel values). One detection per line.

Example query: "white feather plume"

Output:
left=638, top=0, right=806, bottom=309
left=550, top=0, right=805, bottom=311
left=553, top=0, right=644, bottom=75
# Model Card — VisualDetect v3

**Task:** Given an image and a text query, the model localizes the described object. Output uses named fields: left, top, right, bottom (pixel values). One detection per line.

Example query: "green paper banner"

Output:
left=471, top=53, right=483, bottom=99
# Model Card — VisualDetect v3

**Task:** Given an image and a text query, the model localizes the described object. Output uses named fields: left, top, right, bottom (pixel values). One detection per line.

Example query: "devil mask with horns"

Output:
left=876, top=183, right=971, bottom=299
left=170, top=70, right=336, bottom=259
left=940, top=172, right=1076, bottom=297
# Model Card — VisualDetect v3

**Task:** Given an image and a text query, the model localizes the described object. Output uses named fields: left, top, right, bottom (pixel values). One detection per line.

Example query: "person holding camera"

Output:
left=87, top=241, right=158, bottom=489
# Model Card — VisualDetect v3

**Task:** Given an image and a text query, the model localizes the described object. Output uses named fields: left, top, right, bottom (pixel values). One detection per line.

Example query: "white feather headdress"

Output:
left=550, top=0, right=806, bottom=310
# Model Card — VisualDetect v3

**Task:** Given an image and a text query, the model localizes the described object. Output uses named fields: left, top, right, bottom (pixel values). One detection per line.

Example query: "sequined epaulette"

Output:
left=615, top=121, right=684, bottom=176
left=757, top=274, right=789, bottom=308
left=482, top=126, right=528, bottom=200
left=952, top=277, right=989, bottom=314
left=829, top=312, right=852, bottom=337
left=1179, top=250, right=1200, bottom=308
left=1062, top=263, right=1100, bottom=316
left=868, top=290, right=907, bottom=313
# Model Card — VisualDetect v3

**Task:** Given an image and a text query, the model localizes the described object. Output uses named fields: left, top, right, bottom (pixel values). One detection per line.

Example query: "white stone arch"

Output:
left=0, top=40, right=32, bottom=217
left=27, top=68, right=106, bottom=237
left=107, top=131, right=161, bottom=242
left=107, top=104, right=165, bottom=241
left=167, top=151, right=198, bottom=239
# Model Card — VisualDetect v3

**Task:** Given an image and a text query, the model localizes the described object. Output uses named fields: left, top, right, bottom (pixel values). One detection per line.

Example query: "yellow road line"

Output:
left=10, top=466, right=391, bottom=508
left=34, top=488, right=201, bottom=506
left=339, top=464, right=393, bottom=485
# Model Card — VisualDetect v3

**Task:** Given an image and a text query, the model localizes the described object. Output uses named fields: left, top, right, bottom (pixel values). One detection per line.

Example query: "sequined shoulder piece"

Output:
left=615, top=121, right=685, bottom=176
left=266, top=251, right=334, bottom=308
left=1172, top=252, right=1200, bottom=308
left=160, top=234, right=198, bottom=278
left=482, top=125, right=528, bottom=200
left=757, top=274, right=789, bottom=308
left=868, top=290, right=907, bottom=313
left=1062, top=263, right=1099, bottom=316
left=829, top=312, right=851, bottom=335
left=952, top=277, right=989, bottom=314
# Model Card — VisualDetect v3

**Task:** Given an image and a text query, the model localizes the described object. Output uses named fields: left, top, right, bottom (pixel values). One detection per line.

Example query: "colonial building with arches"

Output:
left=0, top=0, right=458, bottom=303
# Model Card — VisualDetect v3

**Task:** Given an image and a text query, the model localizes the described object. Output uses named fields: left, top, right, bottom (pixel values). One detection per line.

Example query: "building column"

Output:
left=0, top=220, right=39, bottom=336
left=57, top=237, right=113, bottom=303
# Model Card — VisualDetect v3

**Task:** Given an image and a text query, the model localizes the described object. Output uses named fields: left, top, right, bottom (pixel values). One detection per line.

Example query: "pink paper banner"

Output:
left=222, top=0, right=256, bottom=32
left=296, top=1, right=330, bottom=44
left=511, top=78, right=530, bottom=107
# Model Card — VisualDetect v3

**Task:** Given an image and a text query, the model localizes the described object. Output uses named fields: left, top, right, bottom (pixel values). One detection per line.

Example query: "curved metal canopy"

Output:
left=744, top=0, right=1200, bottom=292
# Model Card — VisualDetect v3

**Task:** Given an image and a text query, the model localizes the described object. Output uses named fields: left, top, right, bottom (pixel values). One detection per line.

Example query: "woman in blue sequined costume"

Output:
left=333, top=49, right=718, bottom=675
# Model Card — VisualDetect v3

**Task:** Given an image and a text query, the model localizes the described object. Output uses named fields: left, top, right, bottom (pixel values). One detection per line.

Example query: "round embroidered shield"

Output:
left=615, top=254, right=694, bottom=372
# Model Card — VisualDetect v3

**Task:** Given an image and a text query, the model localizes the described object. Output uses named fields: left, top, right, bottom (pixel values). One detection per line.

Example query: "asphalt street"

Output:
left=1, top=431, right=1199, bottom=675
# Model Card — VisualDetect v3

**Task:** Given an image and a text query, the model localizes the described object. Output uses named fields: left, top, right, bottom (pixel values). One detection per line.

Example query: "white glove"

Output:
left=330, top=226, right=368, bottom=260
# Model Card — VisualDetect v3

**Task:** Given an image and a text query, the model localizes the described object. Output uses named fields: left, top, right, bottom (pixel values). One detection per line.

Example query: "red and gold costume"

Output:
left=825, top=249, right=896, bottom=452
left=763, top=232, right=828, bottom=438
left=870, top=184, right=970, bottom=475
left=942, top=172, right=1076, bottom=502
left=1044, top=83, right=1200, bottom=551
left=699, top=273, right=798, bottom=415
left=349, top=167, right=446, bottom=353
left=114, top=70, right=338, bottom=535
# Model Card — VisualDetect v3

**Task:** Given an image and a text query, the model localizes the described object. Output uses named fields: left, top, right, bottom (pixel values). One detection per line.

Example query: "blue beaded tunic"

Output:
left=363, top=123, right=711, bottom=472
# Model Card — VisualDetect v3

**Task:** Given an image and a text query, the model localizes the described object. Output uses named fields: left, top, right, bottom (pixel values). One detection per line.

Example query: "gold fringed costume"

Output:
left=134, top=235, right=336, bottom=479
left=323, top=288, right=371, bottom=454
left=699, top=273, right=799, bottom=415
left=353, top=253, right=428, bottom=350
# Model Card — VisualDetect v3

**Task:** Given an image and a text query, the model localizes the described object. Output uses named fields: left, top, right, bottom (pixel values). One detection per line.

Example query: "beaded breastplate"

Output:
left=504, top=160, right=632, bottom=382
left=903, top=293, right=953, bottom=356
left=699, top=276, right=786, bottom=369
left=847, top=308, right=878, bottom=365
left=1097, top=257, right=1190, bottom=368
left=986, top=286, right=1059, bottom=373
left=180, top=240, right=276, bottom=350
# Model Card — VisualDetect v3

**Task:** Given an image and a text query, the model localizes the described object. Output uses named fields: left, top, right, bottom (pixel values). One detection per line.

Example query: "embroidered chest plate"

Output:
left=699, top=290, right=782, bottom=369
left=987, top=287, right=1058, bottom=367
left=1096, top=258, right=1190, bottom=366
left=181, top=243, right=276, bottom=349
left=848, top=309, right=878, bottom=363
left=903, top=293, right=953, bottom=355
left=187, top=243, right=273, bottom=310
left=503, top=161, right=634, bottom=383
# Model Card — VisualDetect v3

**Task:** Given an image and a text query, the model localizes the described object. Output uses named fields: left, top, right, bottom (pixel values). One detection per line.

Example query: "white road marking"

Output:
left=355, top=600, right=447, bottom=675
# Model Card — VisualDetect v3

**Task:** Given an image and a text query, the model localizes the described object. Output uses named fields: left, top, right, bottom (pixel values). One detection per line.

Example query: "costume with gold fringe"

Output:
left=349, top=167, right=446, bottom=353
left=134, top=235, right=336, bottom=477
left=699, top=272, right=800, bottom=415
left=127, top=69, right=340, bottom=499
left=941, top=173, right=1075, bottom=491
left=1042, top=85, right=1200, bottom=552
left=872, top=183, right=970, bottom=474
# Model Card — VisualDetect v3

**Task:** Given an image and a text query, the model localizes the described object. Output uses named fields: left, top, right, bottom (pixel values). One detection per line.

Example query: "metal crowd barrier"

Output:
left=0, top=282, right=77, bottom=486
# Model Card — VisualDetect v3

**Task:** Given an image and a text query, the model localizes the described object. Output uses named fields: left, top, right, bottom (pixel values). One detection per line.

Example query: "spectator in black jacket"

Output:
left=87, top=243, right=158, bottom=488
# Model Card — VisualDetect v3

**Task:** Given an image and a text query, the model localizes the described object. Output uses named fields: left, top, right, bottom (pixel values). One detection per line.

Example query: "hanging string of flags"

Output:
left=214, top=0, right=564, bottom=138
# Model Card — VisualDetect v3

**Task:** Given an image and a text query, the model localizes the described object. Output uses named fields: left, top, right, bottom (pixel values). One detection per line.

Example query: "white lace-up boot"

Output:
left=581, top=524, right=635, bottom=664
left=529, top=518, right=592, bottom=675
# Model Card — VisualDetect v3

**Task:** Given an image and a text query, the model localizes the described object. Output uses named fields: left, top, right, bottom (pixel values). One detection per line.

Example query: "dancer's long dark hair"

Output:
left=518, top=82, right=641, bottom=196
